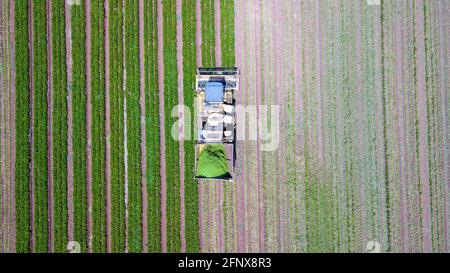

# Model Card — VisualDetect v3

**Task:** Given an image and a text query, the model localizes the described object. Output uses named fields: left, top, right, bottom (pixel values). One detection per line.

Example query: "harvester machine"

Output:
left=194, top=68, right=239, bottom=182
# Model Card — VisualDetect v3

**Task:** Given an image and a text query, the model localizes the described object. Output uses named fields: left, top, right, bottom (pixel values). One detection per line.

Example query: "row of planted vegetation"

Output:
left=14, top=0, right=234, bottom=253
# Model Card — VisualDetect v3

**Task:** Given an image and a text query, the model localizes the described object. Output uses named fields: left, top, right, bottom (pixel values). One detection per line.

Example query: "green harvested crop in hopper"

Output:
left=196, top=145, right=231, bottom=179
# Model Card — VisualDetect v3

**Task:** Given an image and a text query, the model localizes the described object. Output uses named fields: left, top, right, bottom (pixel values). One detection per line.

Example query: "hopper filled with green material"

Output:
left=196, top=144, right=231, bottom=179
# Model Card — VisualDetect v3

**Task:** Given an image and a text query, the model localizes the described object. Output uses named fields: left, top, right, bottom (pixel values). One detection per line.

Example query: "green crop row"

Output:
left=163, top=0, right=181, bottom=253
left=125, top=0, right=142, bottom=253
left=220, top=0, right=235, bottom=67
left=109, top=0, right=126, bottom=253
left=33, top=0, right=49, bottom=253
left=144, top=0, right=161, bottom=253
left=90, top=0, right=107, bottom=253
left=71, top=1, right=87, bottom=253
left=201, top=0, right=215, bottom=67
left=182, top=0, right=199, bottom=253
left=14, top=0, right=31, bottom=253
left=51, top=0, right=68, bottom=253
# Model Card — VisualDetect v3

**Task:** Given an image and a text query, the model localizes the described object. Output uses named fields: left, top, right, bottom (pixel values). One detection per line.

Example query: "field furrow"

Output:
left=156, top=0, right=167, bottom=253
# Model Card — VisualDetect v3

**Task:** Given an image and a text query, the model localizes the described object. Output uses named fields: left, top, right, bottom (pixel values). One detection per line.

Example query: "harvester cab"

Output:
left=194, top=68, right=239, bottom=182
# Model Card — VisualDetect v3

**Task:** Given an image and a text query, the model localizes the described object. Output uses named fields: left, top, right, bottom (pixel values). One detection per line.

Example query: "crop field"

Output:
left=0, top=0, right=449, bottom=253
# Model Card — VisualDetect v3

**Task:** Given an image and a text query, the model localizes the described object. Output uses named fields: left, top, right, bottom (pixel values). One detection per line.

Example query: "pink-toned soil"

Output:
left=234, top=0, right=246, bottom=253
left=415, top=0, right=432, bottom=253
left=354, top=0, right=367, bottom=248
left=9, top=0, right=16, bottom=252
left=175, top=0, right=186, bottom=253
left=138, top=0, right=148, bottom=253
left=393, top=1, right=409, bottom=251
left=156, top=0, right=167, bottom=253
left=253, top=0, right=265, bottom=253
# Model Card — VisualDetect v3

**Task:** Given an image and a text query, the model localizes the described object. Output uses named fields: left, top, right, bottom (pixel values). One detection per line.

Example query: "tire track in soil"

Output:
left=64, top=0, right=74, bottom=244
left=236, top=0, right=259, bottom=253
left=253, top=0, right=264, bottom=253
left=156, top=0, right=167, bottom=253
left=414, top=0, right=432, bottom=253
left=175, top=0, right=186, bottom=253
left=293, top=0, right=306, bottom=253
left=260, top=0, right=275, bottom=252
left=354, top=0, right=367, bottom=249
left=9, top=0, right=17, bottom=252
left=84, top=0, right=93, bottom=253
left=104, top=0, right=112, bottom=253
left=45, top=0, right=54, bottom=253
left=213, top=0, right=224, bottom=253
left=437, top=0, right=450, bottom=252
left=138, top=0, right=148, bottom=253
left=392, top=1, right=409, bottom=251
left=372, top=2, right=388, bottom=252
left=273, top=0, right=286, bottom=252
left=28, top=0, right=36, bottom=252
left=234, top=0, right=247, bottom=253
left=195, top=0, right=204, bottom=252
left=0, top=0, right=7, bottom=251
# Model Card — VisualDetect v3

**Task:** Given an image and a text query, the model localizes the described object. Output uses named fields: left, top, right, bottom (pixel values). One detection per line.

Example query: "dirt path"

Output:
left=415, top=0, right=432, bottom=253
left=212, top=0, right=225, bottom=253
left=437, top=0, right=450, bottom=252
left=273, top=0, right=286, bottom=252
left=157, top=0, right=167, bottom=253
left=293, top=0, right=306, bottom=253
left=138, top=0, right=148, bottom=253
left=354, top=0, right=368, bottom=249
left=64, top=0, right=74, bottom=244
left=9, top=0, right=16, bottom=252
left=234, top=0, right=247, bottom=252
left=393, top=1, right=409, bottom=251
left=253, top=0, right=264, bottom=253
left=104, top=0, right=112, bottom=253
left=84, top=0, right=93, bottom=253
left=45, top=0, right=54, bottom=253
left=175, top=0, right=186, bottom=253
left=28, top=0, right=35, bottom=253
left=0, top=0, right=7, bottom=251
